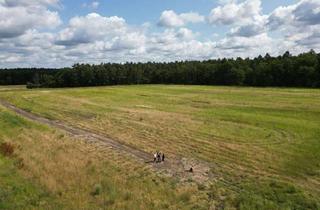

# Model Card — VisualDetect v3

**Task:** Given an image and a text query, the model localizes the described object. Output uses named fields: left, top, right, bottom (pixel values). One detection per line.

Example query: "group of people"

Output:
left=151, top=151, right=193, bottom=172
left=153, top=151, right=165, bottom=163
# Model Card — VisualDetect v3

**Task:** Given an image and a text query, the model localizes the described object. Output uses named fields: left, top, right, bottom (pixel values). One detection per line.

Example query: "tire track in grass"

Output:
left=0, top=100, right=154, bottom=162
left=0, top=99, right=212, bottom=185
left=0, top=99, right=298, bottom=195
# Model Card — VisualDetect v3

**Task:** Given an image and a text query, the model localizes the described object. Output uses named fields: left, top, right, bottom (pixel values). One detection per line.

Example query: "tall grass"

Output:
left=0, top=106, right=208, bottom=209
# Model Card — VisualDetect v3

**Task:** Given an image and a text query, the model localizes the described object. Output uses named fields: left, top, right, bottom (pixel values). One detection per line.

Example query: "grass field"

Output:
left=1, top=85, right=320, bottom=209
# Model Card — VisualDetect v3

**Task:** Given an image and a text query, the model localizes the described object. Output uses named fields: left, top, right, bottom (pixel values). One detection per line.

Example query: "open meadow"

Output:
left=1, top=85, right=320, bottom=209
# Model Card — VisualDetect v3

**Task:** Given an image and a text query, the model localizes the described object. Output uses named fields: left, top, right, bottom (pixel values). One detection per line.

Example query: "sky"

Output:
left=0, top=0, right=319, bottom=68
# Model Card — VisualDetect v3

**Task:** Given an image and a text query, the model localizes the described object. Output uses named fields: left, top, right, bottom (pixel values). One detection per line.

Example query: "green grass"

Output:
left=0, top=85, right=320, bottom=209
left=0, top=155, right=61, bottom=210
left=235, top=180, right=319, bottom=210
left=0, top=106, right=59, bottom=209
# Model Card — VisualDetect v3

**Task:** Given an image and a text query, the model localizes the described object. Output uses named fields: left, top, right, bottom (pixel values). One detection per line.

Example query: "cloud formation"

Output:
left=55, top=13, right=127, bottom=46
left=0, top=0, right=61, bottom=39
left=208, top=0, right=263, bottom=25
left=82, top=1, right=99, bottom=9
left=158, top=10, right=205, bottom=27
left=0, top=0, right=320, bottom=68
left=1, top=0, right=59, bottom=7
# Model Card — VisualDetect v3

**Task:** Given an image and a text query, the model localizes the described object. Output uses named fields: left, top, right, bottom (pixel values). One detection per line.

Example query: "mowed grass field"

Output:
left=1, top=85, right=320, bottom=209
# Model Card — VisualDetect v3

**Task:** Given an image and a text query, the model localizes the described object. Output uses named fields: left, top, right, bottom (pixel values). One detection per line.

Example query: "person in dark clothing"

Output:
left=162, top=153, right=165, bottom=162
left=157, top=152, right=161, bottom=163
left=189, top=167, right=193, bottom=173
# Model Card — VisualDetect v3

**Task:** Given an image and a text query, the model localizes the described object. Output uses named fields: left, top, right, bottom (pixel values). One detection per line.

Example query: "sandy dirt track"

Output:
left=0, top=99, right=211, bottom=184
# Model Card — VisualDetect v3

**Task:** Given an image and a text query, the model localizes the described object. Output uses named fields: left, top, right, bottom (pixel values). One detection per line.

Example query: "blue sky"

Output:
left=0, top=0, right=319, bottom=67
left=60, top=0, right=297, bottom=38
left=61, top=0, right=297, bottom=21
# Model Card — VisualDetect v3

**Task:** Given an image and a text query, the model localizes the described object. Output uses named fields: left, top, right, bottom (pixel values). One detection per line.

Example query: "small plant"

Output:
left=0, top=142, right=15, bottom=157
left=123, top=191, right=132, bottom=201
left=15, top=157, right=25, bottom=169
left=161, top=202, right=170, bottom=209
left=197, top=183, right=206, bottom=191
left=187, top=178, right=193, bottom=183
left=104, top=198, right=115, bottom=206
left=91, top=183, right=102, bottom=196
left=179, top=191, right=191, bottom=202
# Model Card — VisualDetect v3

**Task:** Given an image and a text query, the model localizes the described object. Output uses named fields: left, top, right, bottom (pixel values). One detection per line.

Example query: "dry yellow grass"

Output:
left=0, top=105, right=210, bottom=210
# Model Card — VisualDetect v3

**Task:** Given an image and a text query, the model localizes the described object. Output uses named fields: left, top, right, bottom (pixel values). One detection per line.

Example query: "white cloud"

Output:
left=147, top=28, right=215, bottom=61
left=1, top=0, right=320, bottom=68
left=208, top=0, right=263, bottom=25
left=109, top=32, right=146, bottom=51
left=92, top=1, right=99, bottom=9
left=180, top=12, right=205, bottom=24
left=208, top=0, right=268, bottom=38
left=0, top=0, right=61, bottom=39
left=267, top=5, right=295, bottom=30
left=229, top=22, right=266, bottom=37
left=158, top=10, right=204, bottom=27
left=176, top=28, right=197, bottom=40
left=1, top=0, right=59, bottom=7
left=0, top=29, right=63, bottom=67
left=55, top=13, right=127, bottom=46
left=266, top=0, right=320, bottom=51
left=297, top=30, right=320, bottom=49
left=150, top=28, right=197, bottom=45
left=52, top=13, right=149, bottom=64
left=213, top=33, right=287, bottom=59
left=268, top=0, right=320, bottom=29
left=294, top=0, right=320, bottom=25
left=82, top=1, right=100, bottom=9
left=217, top=33, right=272, bottom=50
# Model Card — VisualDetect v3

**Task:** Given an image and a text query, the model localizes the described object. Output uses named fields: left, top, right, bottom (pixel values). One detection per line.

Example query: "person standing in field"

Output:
left=157, top=152, right=161, bottom=163
left=154, top=152, right=157, bottom=163
left=162, top=153, right=165, bottom=162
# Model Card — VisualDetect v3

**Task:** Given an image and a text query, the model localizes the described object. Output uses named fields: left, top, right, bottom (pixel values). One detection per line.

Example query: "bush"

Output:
left=90, top=184, right=102, bottom=196
left=26, top=82, right=41, bottom=89
left=0, top=142, right=15, bottom=157
left=178, top=191, right=191, bottom=202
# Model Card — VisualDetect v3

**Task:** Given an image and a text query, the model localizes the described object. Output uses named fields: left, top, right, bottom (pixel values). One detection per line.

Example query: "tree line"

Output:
left=0, top=50, right=319, bottom=88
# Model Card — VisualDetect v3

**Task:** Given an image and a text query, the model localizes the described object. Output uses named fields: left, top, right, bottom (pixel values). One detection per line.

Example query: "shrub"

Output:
left=90, top=184, right=102, bottom=196
left=0, top=142, right=15, bottom=157
left=26, top=82, right=41, bottom=89
left=179, top=191, right=191, bottom=202
left=15, top=157, right=24, bottom=169
left=123, top=191, right=132, bottom=201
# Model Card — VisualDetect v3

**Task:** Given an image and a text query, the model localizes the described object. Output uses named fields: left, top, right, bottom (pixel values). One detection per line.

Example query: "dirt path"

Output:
left=0, top=99, right=211, bottom=184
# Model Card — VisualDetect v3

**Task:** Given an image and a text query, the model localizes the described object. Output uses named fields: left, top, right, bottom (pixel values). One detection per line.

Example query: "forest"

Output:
left=0, top=50, right=319, bottom=88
